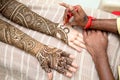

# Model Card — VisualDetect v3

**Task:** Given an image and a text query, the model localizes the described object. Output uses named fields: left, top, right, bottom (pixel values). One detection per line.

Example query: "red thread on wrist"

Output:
left=84, top=16, right=95, bottom=29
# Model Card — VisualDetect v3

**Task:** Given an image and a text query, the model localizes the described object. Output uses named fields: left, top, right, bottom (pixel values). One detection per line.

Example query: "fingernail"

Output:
left=72, top=68, right=77, bottom=72
left=70, top=67, right=77, bottom=72
left=72, top=63, right=78, bottom=68
left=77, top=49, right=81, bottom=52
left=69, top=55, right=75, bottom=59
left=66, top=72, right=72, bottom=78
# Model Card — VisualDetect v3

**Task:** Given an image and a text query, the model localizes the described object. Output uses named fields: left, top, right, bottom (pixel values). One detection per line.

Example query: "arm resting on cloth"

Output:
left=0, top=19, right=78, bottom=79
left=83, top=30, right=115, bottom=80
left=0, top=0, right=86, bottom=52
left=0, top=0, right=68, bottom=43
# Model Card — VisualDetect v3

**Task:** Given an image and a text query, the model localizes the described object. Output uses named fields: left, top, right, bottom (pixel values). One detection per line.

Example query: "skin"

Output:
left=60, top=3, right=118, bottom=34
left=0, top=0, right=86, bottom=53
left=61, top=3, right=115, bottom=80
left=83, top=30, right=114, bottom=80
left=0, top=18, right=78, bottom=80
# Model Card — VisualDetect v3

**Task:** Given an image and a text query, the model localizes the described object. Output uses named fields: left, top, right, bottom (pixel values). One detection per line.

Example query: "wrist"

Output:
left=90, top=19, right=96, bottom=27
left=93, top=51, right=108, bottom=63
left=84, top=16, right=96, bottom=29
left=29, top=42, right=45, bottom=56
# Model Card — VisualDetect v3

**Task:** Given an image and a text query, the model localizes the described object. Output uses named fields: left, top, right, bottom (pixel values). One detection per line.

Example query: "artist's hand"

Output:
left=83, top=30, right=108, bottom=61
left=60, top=3, right=88, bottom=27
left=36, top=45, right=78, bottom=80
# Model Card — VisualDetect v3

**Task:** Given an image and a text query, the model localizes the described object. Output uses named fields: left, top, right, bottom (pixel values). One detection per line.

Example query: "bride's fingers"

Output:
left=78, top=33, right=83, bottom=38
left=76, top=36, right=84, bottom=43
left=67, top=66, right=77, bottom=72
left=73, top=40, right=86, bottom=49
left=69, top=42, right=82, bottom=52
left=47, top=72, right=53, bottom=80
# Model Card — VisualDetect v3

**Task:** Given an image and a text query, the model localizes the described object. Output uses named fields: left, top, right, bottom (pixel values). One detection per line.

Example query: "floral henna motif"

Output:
left=0, top=0, right=69, bottom=44
left=0, top=19, right=38, bottom=55
left=0, top=19, right=73, bottom=75
left=36, top=45, right=73, bottom=74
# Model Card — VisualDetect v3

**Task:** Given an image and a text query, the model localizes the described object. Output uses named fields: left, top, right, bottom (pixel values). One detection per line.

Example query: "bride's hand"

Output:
left=36, top=45, right=78, bottom=80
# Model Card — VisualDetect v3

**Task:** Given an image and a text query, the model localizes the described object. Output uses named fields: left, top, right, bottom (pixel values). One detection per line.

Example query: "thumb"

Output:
left=69, top=21, right=77, bottom=26
left=70, top=7, right=79, bottom=18
left=59, top=2, right=70, bottom=8
left=47, top=72, right=53, bottom=80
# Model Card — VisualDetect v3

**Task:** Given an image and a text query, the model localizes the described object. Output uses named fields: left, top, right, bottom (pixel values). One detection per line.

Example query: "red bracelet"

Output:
left=84, top=16, right=95, bottom=29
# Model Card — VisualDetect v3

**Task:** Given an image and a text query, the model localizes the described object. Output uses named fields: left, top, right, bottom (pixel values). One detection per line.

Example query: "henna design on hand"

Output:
left=0, top=0, right=69, bottom=44
left=0, top=19, right=73, bottom=76
left=0, top=19, right=41, bottom=55
left=36, top=45, right=73, bottom=74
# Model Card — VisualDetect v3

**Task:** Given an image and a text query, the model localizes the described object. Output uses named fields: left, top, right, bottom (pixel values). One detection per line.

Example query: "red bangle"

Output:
left=84, top=16, right=95, bottom=29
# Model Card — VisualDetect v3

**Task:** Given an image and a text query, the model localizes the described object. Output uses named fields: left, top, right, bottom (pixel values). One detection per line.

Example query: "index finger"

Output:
left=59, top=2, right=70, bottom=8
left=59, top=2, right=74, bottom=10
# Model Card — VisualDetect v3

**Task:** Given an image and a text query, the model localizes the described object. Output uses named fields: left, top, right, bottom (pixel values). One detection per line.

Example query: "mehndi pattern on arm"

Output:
left=0, top=18, right=41, bottom=55
left=0, top=0, right=69, bottom=44
left=0, top=19, right=74, bottom=75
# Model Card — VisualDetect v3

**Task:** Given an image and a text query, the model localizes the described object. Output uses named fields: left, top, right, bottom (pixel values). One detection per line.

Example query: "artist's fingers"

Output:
left=103, top=32, right=108, bottom=38
left=87, top=30, right=92, bottom=35
left=91, top=30, right=96, bottom=34
left=75, top=5, right=85, bottom=16
left=69, top=21, right=77, bottom=26
left=60, top=3, right=79, bottom=18
left=69, top=42, right=82, bottom=52
left=60, top=2, right=76, bottom=12
left=96, top=30, right=102, bottom=34
left=71, top=9, right=79, bottom=18
left=47, top=72, right=53, bottom=80
left=59, top=2, right=70, bottom=8
left=63, top=8, right=69, bottom=22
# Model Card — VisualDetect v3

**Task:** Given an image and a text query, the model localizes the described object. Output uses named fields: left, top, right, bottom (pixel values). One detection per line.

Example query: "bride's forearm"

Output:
left=0, top=0, right=69, bottom=43
left=0, top=19, right=77, bottom=75
left=0, top=0, right=86, bottom=52
left=0, top=19, right=44, bottom=56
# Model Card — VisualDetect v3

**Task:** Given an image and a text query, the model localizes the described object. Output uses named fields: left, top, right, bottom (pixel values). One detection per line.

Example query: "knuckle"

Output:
left=75, top=17, right=80, bottom=21
left=85, top=38, right=89, bottom=42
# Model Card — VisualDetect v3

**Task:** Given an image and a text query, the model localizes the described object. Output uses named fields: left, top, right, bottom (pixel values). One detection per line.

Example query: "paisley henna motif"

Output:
left=0, top=19, right=73, bottom=75
left=0, top=19, right=38, bottom=54
left=0, top=0, right=69, bottom=44
left=36, top=45, right=73, bottom=74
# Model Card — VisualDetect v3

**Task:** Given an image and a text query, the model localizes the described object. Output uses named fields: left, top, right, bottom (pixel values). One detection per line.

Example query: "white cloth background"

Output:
left=0, top=0, right=120, bottom=80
